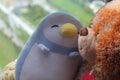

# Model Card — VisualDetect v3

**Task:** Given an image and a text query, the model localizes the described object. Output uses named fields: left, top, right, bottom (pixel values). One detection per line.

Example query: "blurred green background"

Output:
left=0, top=0, right=105, bottom=69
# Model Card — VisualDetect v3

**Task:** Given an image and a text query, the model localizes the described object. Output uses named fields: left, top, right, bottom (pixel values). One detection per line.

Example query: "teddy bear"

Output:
left=78, top=0, right=120, bottom=80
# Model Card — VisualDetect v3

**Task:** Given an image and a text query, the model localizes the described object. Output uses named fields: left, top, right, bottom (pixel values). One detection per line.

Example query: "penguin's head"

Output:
left=39, top=12, right=82, bottom=48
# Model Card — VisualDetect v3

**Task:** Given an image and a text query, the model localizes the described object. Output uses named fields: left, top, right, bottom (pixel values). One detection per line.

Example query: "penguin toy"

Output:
left=15, top=12, right=82, bottom=80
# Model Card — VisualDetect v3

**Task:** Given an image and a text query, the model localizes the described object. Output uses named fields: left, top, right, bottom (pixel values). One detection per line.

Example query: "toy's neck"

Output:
left=38, top=33, right=78, bottom=55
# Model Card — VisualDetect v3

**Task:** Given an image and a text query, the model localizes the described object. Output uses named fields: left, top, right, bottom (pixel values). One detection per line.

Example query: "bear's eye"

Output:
left=51, top=25, right=59, bottom=28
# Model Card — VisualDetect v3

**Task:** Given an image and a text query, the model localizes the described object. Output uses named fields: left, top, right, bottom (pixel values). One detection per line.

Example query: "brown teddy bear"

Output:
left=78, top=0, right=120, bottom=80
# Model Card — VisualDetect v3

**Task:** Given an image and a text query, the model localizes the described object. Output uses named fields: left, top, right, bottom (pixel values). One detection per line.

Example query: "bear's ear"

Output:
left=105, top=0, right=112, bottom=3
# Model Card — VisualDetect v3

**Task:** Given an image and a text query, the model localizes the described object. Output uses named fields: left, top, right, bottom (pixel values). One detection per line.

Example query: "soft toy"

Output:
left=0, top=60, right=16, bottom=80
left=15, top=12, right=83, bottom=80
left=78, top=0, right=120, bottom=80
left=77, top=28, right=95, bottom=80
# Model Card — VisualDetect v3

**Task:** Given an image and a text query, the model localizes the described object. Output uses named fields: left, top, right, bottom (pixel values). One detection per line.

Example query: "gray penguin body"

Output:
left=15, top=12, right=82, bottom=80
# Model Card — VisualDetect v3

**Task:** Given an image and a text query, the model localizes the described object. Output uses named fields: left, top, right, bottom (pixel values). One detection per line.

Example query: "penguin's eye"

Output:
left=51, top=25, right=59, bottom=28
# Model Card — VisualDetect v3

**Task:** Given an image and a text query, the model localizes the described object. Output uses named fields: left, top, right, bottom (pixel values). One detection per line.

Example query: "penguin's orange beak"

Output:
left=60, top=23, right=78, bottom=38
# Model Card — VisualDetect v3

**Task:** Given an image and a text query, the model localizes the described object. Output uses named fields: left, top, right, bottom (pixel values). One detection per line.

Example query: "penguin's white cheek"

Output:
left=44, top=28, right=60, bottom=41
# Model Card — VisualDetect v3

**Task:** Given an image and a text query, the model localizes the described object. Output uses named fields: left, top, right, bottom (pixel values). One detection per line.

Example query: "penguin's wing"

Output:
left=69, top=51, right=80, bottom=57
left=38, top=43, right=50, bottom=54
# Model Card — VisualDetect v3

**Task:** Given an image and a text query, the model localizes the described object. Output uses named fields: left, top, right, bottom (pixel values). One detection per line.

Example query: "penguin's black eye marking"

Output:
left=51, top=25, right=59, bottom=28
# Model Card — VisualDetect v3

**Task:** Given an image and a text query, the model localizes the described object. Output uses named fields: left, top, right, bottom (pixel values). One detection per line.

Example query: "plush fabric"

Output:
left=78, top=0, right=120, bottom=80
left=15, top=12, right=83, bottom=80
left=0, top=60, right=16, bottom=80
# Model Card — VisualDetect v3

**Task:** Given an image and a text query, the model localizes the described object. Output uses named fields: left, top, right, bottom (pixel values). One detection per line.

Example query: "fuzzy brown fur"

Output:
left=90, top=0, right=120, bottom=79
